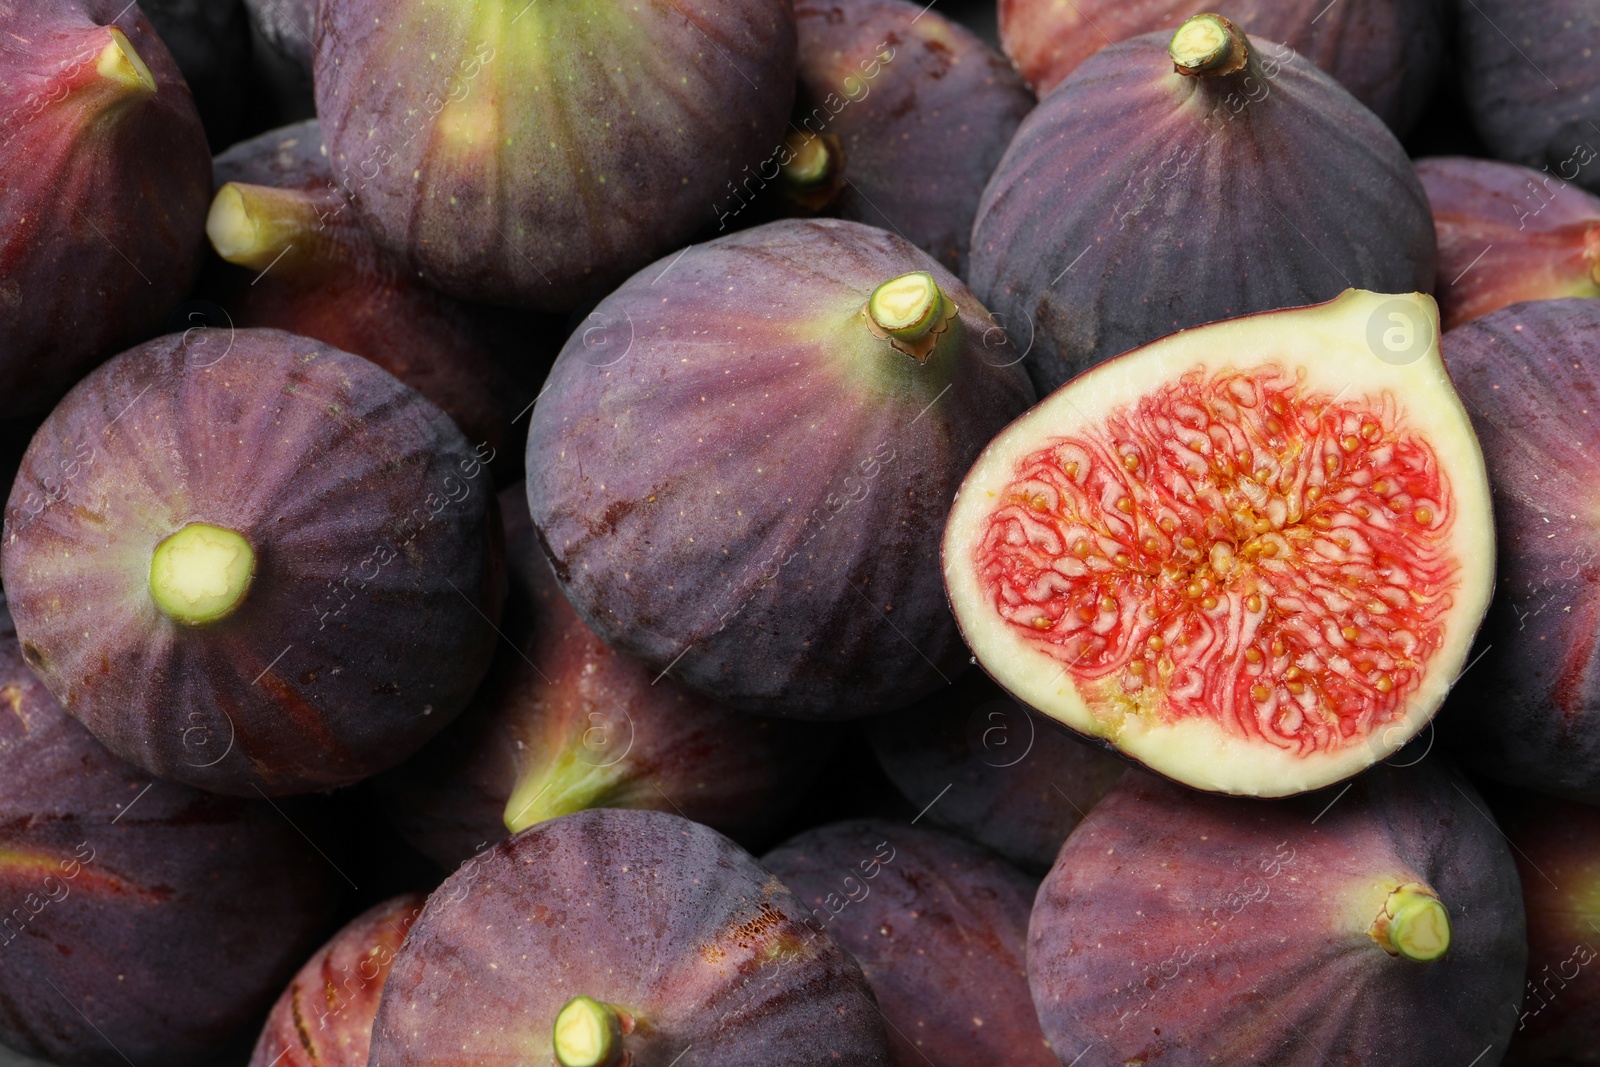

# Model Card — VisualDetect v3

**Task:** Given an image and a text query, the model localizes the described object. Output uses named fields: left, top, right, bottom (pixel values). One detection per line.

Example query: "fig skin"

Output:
left=778, top=0, right=1034, bottom=274
left=867, top=671, right=1124, bottom=872
left=368, top=809, right=895, bottom=1067
left=762, top=819, right=1057, bottom=1067
left=0, top=600, right=339, bottom=1067
left=1029, top=759, right=1527, bottom=1066
left=1419, top=156, right=1600, bottom=331
left=1439, top=299, right=1600, bottom=803
left=0, top=0, right=211, bottom=420
left=1, top=328, right=506, bottom=796
left=969, top=20, right=1436, bottom=394
left=378, top=487, right=838, bottom=868
left=998, top=0, right=1441, bottom=136
left=313, top=0, right=798, bottom=311
left=248, top=893, right=425, bottom=1067
left=527, top=218, right=1034, bottom=719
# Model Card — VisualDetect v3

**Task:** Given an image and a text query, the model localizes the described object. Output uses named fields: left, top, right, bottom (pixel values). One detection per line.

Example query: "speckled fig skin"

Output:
left=868, top=672, right=1124, bottom=872
left=210, top=117, right=329, bottom=190
left=1029, top=759, right=1526, bottom=1066
left=763, top=819, right=1056, bottom=1067
left=527, top=218, right=1034, bottom=718
left=0, top=600, right=339, bottom=1067
left=368, top=809, right=894, bottom=1067
left=248, top=893, right=425, bottom=1067
left=1, top=328, right=505, bottom=796
left=1438, top=300, right=1600, bottom=803
left=1420, top=156, right=1600, bottom=331
left=998, top=0, right=1441, bottom=135
left=1460, top=2, right=1600, bottom=194
left=0, top=0, right=211, bottom=420
left=378, top=487, right=837, bottom=868
left=313, top=0, right=797, bottom=311
left=782, top=0, right=1033, bottom=274
left=969, top=23, right=1435, bottom=394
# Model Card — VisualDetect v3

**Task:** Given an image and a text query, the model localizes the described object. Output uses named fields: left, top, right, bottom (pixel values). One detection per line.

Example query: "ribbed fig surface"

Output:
left=528, top=218, right=1034, bottom=718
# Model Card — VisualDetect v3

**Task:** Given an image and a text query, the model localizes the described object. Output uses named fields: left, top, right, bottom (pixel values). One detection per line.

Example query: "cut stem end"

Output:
left=149, top=523, right=256, bottom=625
left=863, top=271, right=958, bottom=364
left=206, top=182, right=326, bottom=273
left=553, top=995, right=626, bottom=1067
left=96, top=27, right=157, bottom=96
left=1169, top=13, right=1249, bottom=76
left=1369, top=883, right=1451, bottom=962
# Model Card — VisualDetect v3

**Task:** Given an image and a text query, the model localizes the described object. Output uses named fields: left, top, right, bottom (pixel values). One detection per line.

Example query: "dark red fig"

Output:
left=0, top=0, right=210, bottom=420
left=313, top=0, right=797, bottom=310
left=1, top=328, right=505, bottom=796
left=369, top=809, right=894, bottom=1067
left=867, top=672, right=1124, bottom=871
left=0, top=600, right=338, bottom=1067
left=248, top=893, right=425, bottom=1067
left=944, top=291, right=1495, bottom=796
left=970, top=13, right=1436, bottom=393
left=1439, top=299, right=1600, bottom=804
left=768, top=0, right=1032, bottom=273
left=763, top=819, right=1056, bottom=1067
left=1029, top=759, right=1526, bottom=1065
left=998, top=0, right=1441, bottom=135
left=1419, top=156, right=1600, bottom=331
left=379, top=487, right=836, bottom=868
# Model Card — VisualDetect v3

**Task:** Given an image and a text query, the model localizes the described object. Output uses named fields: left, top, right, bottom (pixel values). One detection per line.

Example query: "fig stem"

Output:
left=782, top=131, right=836, bottom=188
left=553, top=995, right=626, bottom=1067
left=96, top=27, right=157, bottom=96
left=1169, top=13, right=1250, bottom=77
left=502, top=749, right=629, bottom=835
left=148, top=523, right=256, bottom=626
left=1368, top=883, right=1451, bottom=962
left=206, top=183, right=351, bottom=277
left=863, top=271, right=959, bottom=365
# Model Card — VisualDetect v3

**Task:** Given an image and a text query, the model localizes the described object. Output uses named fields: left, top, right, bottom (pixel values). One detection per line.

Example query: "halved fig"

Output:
left=943, top=290, right=1495, bottom=796
left=1, top=328, right=505, bottom=795
left=527, top=218, right=1035, bottom=718
left=970, top=12, right=1436, bottom=393
left=368, top=809, right=894, bottom=1066
left=1029, top=758, right=1527, bottom=1065
left=1419, top=156, right=1600, bottom=331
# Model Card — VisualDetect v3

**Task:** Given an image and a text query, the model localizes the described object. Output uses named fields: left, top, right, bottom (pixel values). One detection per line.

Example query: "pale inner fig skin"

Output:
left=975, top=364, right=1458, bottom=756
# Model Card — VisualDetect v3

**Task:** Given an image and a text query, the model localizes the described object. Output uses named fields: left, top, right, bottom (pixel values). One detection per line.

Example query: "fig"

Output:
left=768, top=0, right=1032, bottom=273
left=379, top=487, right=836, bottom=868
left=0, top=0, right=211, bottom=420
left=1, top=328, right=505, bottom=796
left=368, top=809, right=894, bottom=1066
left=867, top=672, right=1124, bottom=871
left=943, top=290, right=1495, bottom=796
left=1438, top=298, right=1600, bottom=803
left=527, top=218, right=1034, bottom=718
left=1420, top=156, right=1600, bottom=331
left=763, top=819, right=1056, bottom=1067
left=1459, top=1, right=1600, bottom=194
left=1029, top=759, right=1527, bottom=1066
left=248, top=893, right=425, bottom=1067
left=0, top=599, right=338, bottom=1067
left=998, top=0, right=1441, bottom=135
left=969, top=12, right=1436, bottom=394
left=313, top=0, right=797, bottom=310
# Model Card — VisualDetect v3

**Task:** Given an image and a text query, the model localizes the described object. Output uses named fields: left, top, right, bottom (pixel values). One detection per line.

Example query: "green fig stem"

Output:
left=503, top=746, right=631, bottom=835
left=780, top=131, right=846, bottom=212
left=863, top=271, right=959, bottom=365
left=96, top=27, right=157, bottom=97
left=1368, top=883, right=1451, bottom=962
left=1169, top=13, right=1250, bottom=77
left=148, top=523, right=256, bottom=625
left=553, top=996, right=628, bottom=1067
left=206, top=182, right=355, bottom=278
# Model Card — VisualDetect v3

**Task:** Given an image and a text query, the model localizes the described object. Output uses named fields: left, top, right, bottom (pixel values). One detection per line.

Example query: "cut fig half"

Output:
left=943, top=290, right=1495, bottom=796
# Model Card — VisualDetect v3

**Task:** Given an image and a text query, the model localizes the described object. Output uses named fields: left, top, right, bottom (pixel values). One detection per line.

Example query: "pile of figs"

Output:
left=3, top=0, right=1599, bottom=1065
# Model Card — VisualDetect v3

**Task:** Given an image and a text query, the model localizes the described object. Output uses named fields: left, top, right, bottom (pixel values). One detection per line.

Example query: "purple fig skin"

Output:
left=868, top=672, right=1124, bottom=872
left=211, top=117, right=329, bottom=190
left=526, top=218, right=1034, bottom=719
left=998, top=0, right=1441, bottom=136
left=1459, top=1, right=1600, bottom=194
left=378, top=487, right=838, bottom=868
left=1, top=328, right=506, bottom=796
left=779, top=0, right=1034, bottom=274
left=1419, top=156, right=1600, bottom=332
left=0, top=600, right=339, bottom=1067
left=1029, top=759, right=1526, bottom=1066
left=1438, top=299, right=1600, bottom=804
left=0, top=0, right=211, bottom=420
left=763, top=819, right=1057, bottom=1067
left=248, top=893, right=425, bottom=1067
left=368, top=809, right=895, bottom=1067
left=313, top=0, right=797, bottom=311
left=969, top=22, right=1436, bottom=394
